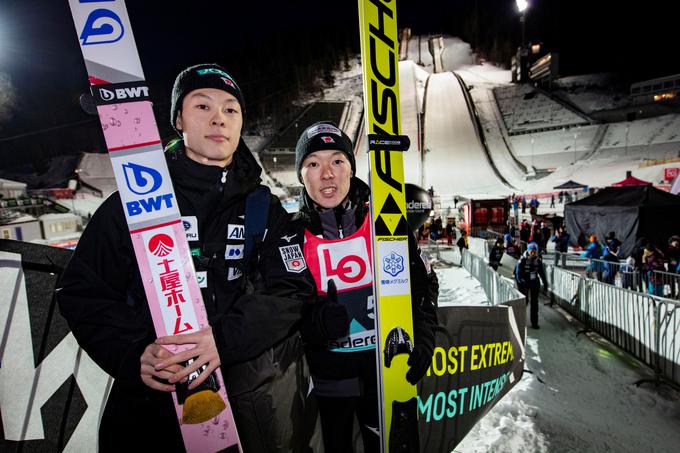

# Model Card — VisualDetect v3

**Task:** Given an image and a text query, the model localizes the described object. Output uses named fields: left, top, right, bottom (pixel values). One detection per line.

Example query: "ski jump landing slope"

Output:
left=355, top=62, right=512, bottom=198
left=423, top=72, right=511, bottom=198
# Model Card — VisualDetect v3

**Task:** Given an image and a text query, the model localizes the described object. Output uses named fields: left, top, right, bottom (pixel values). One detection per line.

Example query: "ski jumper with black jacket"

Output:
left=292, top=177, right=438, bottom=394
left=56, top=141, right=315, bottom=453
left=291, top=177, right=438, bottom=452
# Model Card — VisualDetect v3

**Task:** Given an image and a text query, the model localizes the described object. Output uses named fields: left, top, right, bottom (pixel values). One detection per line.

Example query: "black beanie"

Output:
left=170, top=63, right=245, bottom=135
left=295, top=121, right=356, bottom=183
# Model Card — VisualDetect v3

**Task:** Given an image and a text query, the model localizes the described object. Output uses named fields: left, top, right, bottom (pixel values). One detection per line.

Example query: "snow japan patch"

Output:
left=279, top=244, right=307, bottom=273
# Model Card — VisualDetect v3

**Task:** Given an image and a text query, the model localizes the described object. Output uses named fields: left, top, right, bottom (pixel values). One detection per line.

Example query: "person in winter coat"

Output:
left=515, top=242, right=548, bottom=329
left=489, top=238, right=505, bottom=270
left=644, top=243, right=666, bottom=296
left=56, top=64, right=316, bottom=453
left=602, top=242, right=622, bottom=285
left=666, top=235, right=680, bottom=297
left=519, top=221, right=531, bottom=245
left=582, top=235, right=605, bottom=281
left=529, top=226, right=544, bottom=254
left=667, top=235, right=680, bottom=273
left=505, top=220, right=516, bottom=237
left=540, top=222, right=551, bottom=253
left=457, top=228, right=469, bottom=259
left=551, top=226, right=570, bottom=267
left=577, top=231, right=588, bottom=250
left=446, top=221, right=454, bottom=245
left=631, top=237, right=650, bottom=292
left=291, top=121, right=438, bottom=453
left=529, top=197, right=539, bottom=209
left=605, top=231, right=622, bottom=254
left=505, top=233, right=520, bottom=259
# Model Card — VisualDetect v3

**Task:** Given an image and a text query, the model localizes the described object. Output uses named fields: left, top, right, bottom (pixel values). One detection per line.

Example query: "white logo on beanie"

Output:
left=307, top=123, right=342, bottom=138
left=321, top=136, right=335, bottom=143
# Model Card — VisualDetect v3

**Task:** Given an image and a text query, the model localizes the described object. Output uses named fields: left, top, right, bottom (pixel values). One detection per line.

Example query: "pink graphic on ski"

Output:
left=67, top=1, right=241, bottom=451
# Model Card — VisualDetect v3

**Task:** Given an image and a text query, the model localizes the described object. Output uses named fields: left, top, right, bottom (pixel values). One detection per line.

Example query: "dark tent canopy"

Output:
left=553, top=180, right=587, bottom=190
left=564, top=186, right=680, bottom=257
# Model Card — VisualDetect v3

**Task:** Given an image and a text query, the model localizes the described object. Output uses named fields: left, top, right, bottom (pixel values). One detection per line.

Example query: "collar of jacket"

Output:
left=295, top=176, right=370, bottom=235
left=164, top=139, right=262, bottom=207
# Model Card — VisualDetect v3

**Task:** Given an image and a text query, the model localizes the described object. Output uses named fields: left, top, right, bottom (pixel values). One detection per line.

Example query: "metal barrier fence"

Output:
left=652, top=269, right=680, bottom=300
left=468, top=236, right=490, bottom=259
left=580, top=257, right=679, bottom=300
left=461, top=249, right=523, bottom=305
left=480, top=235, right=679, bottom=301
left=466, top=234, right=680, bottom=386
left=546, top=263, right=680, bottom=387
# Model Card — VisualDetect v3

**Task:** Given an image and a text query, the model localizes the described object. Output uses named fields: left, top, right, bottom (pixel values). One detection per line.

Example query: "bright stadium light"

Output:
left=516, top=0, right=530, bottom=50
left=516, top=0, right=529, bottom=13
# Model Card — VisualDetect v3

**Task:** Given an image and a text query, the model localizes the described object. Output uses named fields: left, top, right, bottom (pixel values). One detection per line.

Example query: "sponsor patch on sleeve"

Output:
left=227, top=224, right=245, bottom=240
left=181, top=216, right=199, bottom=241
left=225, top=244, right=244, bottom=260
left=279, top=244, right=307, bottom=273
left=227, top=267, right=243, bottom=281
left=196, top=271, right=208, bottom=288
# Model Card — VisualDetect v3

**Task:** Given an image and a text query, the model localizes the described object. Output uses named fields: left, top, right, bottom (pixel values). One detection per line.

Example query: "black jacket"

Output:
left=291, top=177, right=438, bottom=383
left=514, top=253, right=547, bottom=289
left=56, top=141, right=315, bottom=440
left=489, top=245, right=504, bottom=265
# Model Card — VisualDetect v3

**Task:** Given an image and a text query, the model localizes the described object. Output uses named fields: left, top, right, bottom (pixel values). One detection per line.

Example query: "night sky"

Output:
left=0, top=0, right=676, bottom=167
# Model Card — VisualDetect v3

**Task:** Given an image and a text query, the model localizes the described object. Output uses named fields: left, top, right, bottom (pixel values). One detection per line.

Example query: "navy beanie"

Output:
left=170, top=63, right=245, bottom=135
left=295, top=121, right=356, bottom=183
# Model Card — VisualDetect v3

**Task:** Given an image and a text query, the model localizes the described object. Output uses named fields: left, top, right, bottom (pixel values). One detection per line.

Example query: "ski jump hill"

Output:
left=355, top=61, right=514, bottom=198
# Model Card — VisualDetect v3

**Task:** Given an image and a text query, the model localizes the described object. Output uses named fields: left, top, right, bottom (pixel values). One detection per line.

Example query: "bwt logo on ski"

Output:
left=122, top=162, right=174, bottom=217
left=79, top=6, right=125, bottom=46
left=123, top=162, right=161, bottom=195
left=97, top=85, right=150, bottom=102
left=318, top=237, right=372, bottom=291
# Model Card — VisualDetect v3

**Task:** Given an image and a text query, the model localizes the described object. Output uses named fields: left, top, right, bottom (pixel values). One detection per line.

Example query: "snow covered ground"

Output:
left=431, top=248, right=680, bottom=453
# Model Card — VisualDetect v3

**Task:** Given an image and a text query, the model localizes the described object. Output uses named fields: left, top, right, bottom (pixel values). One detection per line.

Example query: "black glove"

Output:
left=317, top=279, right=350, bottom=340
left=405, top=342, right=433, bottom=385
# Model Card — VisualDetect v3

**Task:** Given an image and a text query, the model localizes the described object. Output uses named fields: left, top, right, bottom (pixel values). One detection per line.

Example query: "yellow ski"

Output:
left=358, top=0, right=418, bottom=451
